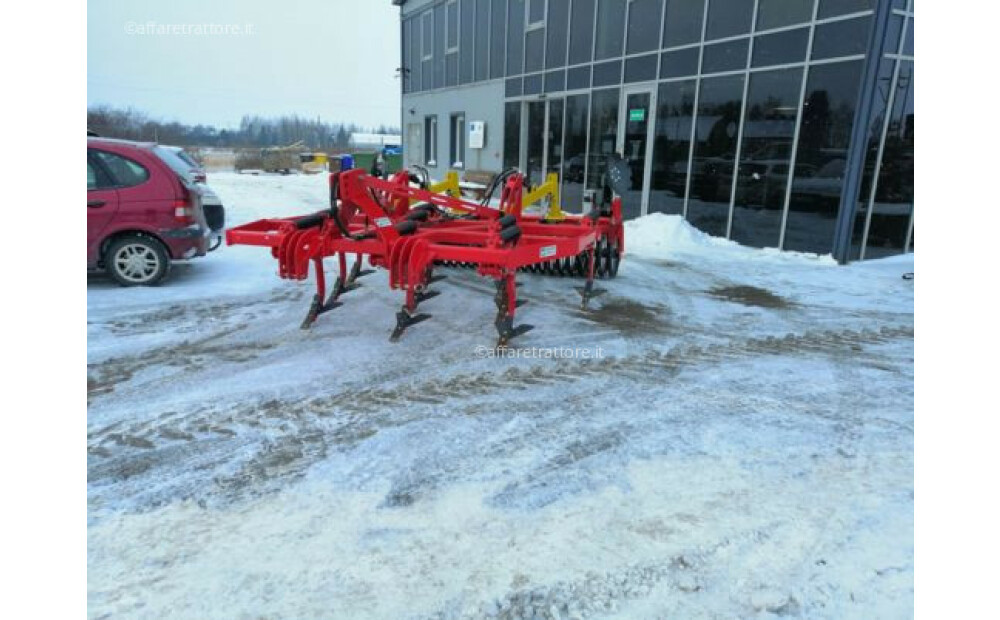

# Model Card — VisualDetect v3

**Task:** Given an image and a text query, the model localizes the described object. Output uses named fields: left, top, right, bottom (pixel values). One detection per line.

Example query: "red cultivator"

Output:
left=226, top=167, right=624, bottom=347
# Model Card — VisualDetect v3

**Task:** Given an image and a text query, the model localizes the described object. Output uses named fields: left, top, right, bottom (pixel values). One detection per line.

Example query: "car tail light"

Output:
left=174, top=183, right=195, bottom=224
left=174, top=200, right=195, bottom=224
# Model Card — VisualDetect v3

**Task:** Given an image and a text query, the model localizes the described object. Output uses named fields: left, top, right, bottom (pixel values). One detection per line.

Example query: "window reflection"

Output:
left=507, top=0, right=525, bottom=75
left=865, top=61, right=913, bottom=258
left=526, top=101, right=546, bottom=187
left=587, top=88, right=621, bottom=205
left=663, top=0, right=706, bottom=48
left=649, top=79, right=697, bottom=216
left=785, top=60, right=863, bottom=254
left=706, top=0, right=755, bottom=41
left=504, top=102, right=521, bottom=170
left=561, top=94, right=590, bottom=213
left=756, top=0, right=815, bottom=31
left=731, top=67, right=803, bottom=248
left=687, top=74, right=745, bottom=237
left=849, top=57, right=895, bottom=260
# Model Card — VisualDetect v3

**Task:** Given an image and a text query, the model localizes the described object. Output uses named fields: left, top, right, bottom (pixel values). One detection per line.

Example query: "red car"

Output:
left=87, top=138, right=223, bottom=285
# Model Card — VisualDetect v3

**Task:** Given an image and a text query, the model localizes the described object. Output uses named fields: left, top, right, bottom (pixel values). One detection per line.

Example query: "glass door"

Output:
left=617, top=85, right=656, bottom=217
left=522, top=98, right=565, bottom=190
left=525, top=101, right=546, bottom=188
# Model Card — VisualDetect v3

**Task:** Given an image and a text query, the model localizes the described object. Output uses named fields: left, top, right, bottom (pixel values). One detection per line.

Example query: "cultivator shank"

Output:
left=226, top=166, right=624, bottom=346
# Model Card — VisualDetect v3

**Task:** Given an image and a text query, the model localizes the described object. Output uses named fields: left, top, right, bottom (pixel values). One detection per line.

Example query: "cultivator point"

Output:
left=226, top=166, right=624, bottom=347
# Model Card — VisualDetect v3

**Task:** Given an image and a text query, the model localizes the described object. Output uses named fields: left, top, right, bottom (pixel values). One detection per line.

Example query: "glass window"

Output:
left=660, top=46, right=700, bottom=78
left=752, top=27, right=809, bottom=67
left=525, top=27, right=545, bottom=72
left=864, top=61, right=913, bottom=258
left=424, top=116, right=438, bottom=165
left=546, top=99, right=565, bottom=186
left=506, top=77, right=523, bottom=97
left=784, top=60, right=863, bottom=253
left=587, top=88, right=621, bottom=191
left=446, top=53, right=459, bottom=86
left=687, top=74, right=745, bottom=237
left=434, top=5, right=446, bottom=88
left=507, top=0, right=525, bottom=75
left=884, top=12, right=904, bottom=56
left=447, top=1, right=459, bottom=49
left=567, top=65, right=592, bottom=89
left=546, top=0, right=570, bottom=68
left=649, top=79, right=697, bottom=215
left=625, top=54, right=658, bottom=82
left=450, top=113, right=466, bottom=167
left=756, top=0, right=814, bottom=31
left=410, top=18, right=422, bottom=92
left=524, top=72, right=544, bottom=94
left=422, top=12, right=433, bottom=59
left=529, top=0, right=547, bottom=23
left=903, top=17, right=912, bottom=56
left=702, top=38, right=749, bottom=73
left=526, top=101, right=546, bottom=185
left=569, top=0, right=596, bottom=64
left=705, top=0, right=754, bottom=41
left=491, top=0, right=507, bottom=78
left=595, top=0, right=627, bottom=60
left=460, top=0, right=474, bottom=83
left=402, top=19, right=410, bottom=94
left=561, top=93, right=590, bottom=212
left=730, top=67, right=803, bottom=248
left=87, top=154, right=115, bottom=190
left=817, top=0, right=871, bottom=19
left=545, top=69, right=566, bottom=92
left=504, top=102, right=522, bottom=169
left=93, top=150, right=149, bottom=187
left=592, top=60, right=621, bottom=86
left=627, top=0, right=664, bottom=55
left=848, top=57, right=894, bottom=259
left=812, top=16, right=871, bottom=60
left=475, top=0, right=490, bottom=80
left=662, top=0, right=705, bottom=48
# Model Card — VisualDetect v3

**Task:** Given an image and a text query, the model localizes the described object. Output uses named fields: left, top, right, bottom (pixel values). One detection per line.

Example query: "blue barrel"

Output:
left=339, top=154, right=354, bottom=171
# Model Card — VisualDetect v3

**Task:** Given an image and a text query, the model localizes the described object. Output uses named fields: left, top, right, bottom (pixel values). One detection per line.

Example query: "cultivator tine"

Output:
left=348, top=255, right=374, bottom=283
left=390, top=308, right=432, bottom=342
left=415, top=289, right=441, bottom=304
left=496, top=316, right=534, bottom=348
left=577, top=280, right=607, bottom=310
left=301, top=294, right=344, bottom=328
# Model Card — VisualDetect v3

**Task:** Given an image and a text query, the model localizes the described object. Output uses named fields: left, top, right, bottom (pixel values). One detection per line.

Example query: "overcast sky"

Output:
left=88, top=0, right=402, bottom=129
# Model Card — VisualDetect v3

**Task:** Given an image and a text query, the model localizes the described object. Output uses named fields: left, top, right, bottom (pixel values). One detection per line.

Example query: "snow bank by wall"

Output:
left=624, top=213, right=839, bottom=266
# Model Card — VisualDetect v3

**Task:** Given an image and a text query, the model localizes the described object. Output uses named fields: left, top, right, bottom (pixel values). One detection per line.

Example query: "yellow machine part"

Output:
left=412, top=170, right=564, bottom=221
left=521, top=172, right=565, bottom=221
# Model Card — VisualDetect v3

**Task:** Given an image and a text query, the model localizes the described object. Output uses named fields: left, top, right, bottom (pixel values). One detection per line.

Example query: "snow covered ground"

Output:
left=87, top=172, right=914, bottom=619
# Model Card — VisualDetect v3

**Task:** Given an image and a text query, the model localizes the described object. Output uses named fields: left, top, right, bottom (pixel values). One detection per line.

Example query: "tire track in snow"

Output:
left=87, top=323, right=913, bottom=514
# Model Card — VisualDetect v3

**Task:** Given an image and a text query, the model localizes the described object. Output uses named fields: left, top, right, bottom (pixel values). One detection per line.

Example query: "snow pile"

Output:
left=624, top=212, right=838, bottom=266
left=624, top=213, right=738, bottom=259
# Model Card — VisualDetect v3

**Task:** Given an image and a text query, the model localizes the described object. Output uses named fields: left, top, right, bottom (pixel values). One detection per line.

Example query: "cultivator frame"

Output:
left=226, top=166, right=624, bottom=346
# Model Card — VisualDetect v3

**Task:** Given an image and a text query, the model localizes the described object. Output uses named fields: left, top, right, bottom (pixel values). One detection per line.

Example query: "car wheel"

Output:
left=105, top=235, right=170, bottom=286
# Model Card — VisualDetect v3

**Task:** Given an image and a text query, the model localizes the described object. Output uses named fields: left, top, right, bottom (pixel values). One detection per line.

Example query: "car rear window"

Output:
left=153, top=146, right=197, bottom=178
left=92, top=150, right=149, bottom=187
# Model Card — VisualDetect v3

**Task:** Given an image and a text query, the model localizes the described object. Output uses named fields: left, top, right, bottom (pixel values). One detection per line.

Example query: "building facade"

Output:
left=397, top=0, right=913, bottom=261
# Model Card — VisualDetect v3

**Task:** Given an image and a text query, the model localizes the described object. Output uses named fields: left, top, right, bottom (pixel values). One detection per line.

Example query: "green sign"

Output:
left=629, top=108, right=646, bottom=122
